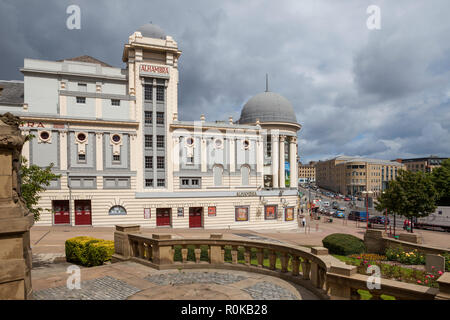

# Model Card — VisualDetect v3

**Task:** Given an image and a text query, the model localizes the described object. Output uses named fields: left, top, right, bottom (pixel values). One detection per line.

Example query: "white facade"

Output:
left=11, top=24, right=302, bottom=229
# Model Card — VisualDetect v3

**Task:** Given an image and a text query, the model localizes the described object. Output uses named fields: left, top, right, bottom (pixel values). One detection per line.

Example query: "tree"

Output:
left=20, top=157, right=60, bottom=222
left=375, top=170, right=438, bottom=233
left=431, top=158, right=450, bottom=206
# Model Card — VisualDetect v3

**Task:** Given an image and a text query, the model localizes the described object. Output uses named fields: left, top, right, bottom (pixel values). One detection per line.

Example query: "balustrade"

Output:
left=112, top=225, right=448, bottom=300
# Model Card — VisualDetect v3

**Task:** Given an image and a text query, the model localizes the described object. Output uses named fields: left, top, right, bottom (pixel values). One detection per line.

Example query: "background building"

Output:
left=395, top=156, right=448, bottom=173
left=315, top=155, right=404, bottom=196
left=298, top=161, right=316, bottom=183
left=0, top=23, right=301, bottom=230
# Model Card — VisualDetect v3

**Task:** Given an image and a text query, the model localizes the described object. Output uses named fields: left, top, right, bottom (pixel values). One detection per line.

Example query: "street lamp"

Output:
left=361, top=190, right=373, bottom=230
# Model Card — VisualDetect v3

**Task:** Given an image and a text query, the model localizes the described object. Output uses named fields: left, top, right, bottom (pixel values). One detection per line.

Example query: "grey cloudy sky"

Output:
left=1, top=0, right=449, bottom=163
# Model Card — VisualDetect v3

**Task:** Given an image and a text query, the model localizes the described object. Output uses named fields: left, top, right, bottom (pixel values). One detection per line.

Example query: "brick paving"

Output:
left=243, top=281, right=299, bottom=300
left=145, top=271, right=247, bottom=286
left=33, top=275, right=140, bottom=300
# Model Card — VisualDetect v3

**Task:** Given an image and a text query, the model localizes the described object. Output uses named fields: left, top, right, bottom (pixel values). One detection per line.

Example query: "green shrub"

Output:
left=322, top=233, right=366, bottom=255
left=65, top=236, right=114, bottom=267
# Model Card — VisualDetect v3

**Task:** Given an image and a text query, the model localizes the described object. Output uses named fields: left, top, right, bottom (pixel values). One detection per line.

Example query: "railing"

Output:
left=112, top=225, right=450, bottom=300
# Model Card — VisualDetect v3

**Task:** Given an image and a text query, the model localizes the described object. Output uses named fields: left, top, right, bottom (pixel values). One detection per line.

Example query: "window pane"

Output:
left=156, top=112, right=164, bottom=124
left=157, top=135, right=164, bottom=148
left=157, top=156, right=165, bottom=169
left=145, top=135, right=153, bottom=147
left=144, top=84, right=152, bottom=100
left=145, top=111, right=152, bottom=124
left=156, top=86, right=164, bottom=101
left=145, top=156, right=153, bottom=169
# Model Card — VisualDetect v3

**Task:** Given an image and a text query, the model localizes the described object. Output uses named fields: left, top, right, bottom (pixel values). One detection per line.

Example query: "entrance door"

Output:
left=189, top=207, right=203, bottom=228
left=156, top=208, right=171, bottom=227
left=53, top=200, right=70, bottom=225
left=74, top=200, right=92, bottom=225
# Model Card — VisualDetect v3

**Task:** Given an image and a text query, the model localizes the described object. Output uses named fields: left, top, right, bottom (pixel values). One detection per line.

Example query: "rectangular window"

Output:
left=157, top=135, right=165, bottom=148
left=156, top=86, right=164, bottom=101
left=111, top=99, right=120, bottom=106
left=145, top=111, right=152, bottom=124
left=113, top=154, right=120, bottom=162
left=266, top=135, right=272, bottom=157
left=187, top=156, right=194, bottom=164
left=78, top=154, right=86, bottom=162
left=156, top=112, right=164, bottom=125
left=145, top=135, right=153, bottom=148
left=76, top=97, right=86, bottom=104
left=78, top=83, right=87, bottom=92
left=157, top=179, right=165, bottom=187
left=144, top=84, right=152, bottom=100
left=145, top=156, right=153, bottom=169
left=145, top=179, right=153, bottom=187
left=157, top=156, right=165, bottom=169
left=179, top=177, right=201, bottom=189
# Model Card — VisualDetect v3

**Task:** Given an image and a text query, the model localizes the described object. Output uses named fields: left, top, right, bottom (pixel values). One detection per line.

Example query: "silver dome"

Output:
left=238, top=91, right=298, bottom=124
left=137, top=23, right=166, bottom=39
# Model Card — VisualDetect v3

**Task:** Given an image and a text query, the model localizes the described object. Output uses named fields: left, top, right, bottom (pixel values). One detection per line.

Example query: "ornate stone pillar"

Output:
left=271, top=132, right=279, bottom=188
left=279, top=136, right=285, bottom=188
left=0, top=113, right=34, bottom=299
left=289, top=136, right=298, bottom=188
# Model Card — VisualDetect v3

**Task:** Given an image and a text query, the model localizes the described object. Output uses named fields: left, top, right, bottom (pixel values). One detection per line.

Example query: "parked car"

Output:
left=369, top=216, right=390, bottom=225
left=333, top=211, right=345, bottom=218
left=323, top=201, right=330, bottom=207
left=344, top=197, right=351, bottom=201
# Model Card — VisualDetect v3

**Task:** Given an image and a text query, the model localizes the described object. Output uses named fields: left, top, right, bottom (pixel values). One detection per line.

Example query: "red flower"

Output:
left=417, top=280, right=422, bottom=284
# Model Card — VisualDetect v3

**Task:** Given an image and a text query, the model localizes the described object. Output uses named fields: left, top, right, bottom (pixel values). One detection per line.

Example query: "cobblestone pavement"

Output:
left=32, top=261, right=316, bottom=300
left=243, top=281, right=299, bottom=300
left=33, top=276, right=140, bottom=300
left=145, top=272, right=247, bottom=285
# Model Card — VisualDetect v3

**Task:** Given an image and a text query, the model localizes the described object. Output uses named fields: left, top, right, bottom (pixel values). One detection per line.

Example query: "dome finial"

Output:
left=265, top=73, right=269, bottom=92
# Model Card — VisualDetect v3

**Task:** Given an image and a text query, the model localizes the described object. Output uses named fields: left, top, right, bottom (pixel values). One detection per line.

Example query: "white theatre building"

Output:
left=1, top=24, right=302, bottom=229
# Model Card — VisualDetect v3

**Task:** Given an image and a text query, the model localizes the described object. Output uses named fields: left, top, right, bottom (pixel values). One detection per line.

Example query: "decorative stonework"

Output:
left=0, top=112, right=34, bottom=300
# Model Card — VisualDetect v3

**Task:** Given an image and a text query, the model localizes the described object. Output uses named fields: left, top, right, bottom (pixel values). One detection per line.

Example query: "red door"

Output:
left=189, top=207, right=203, bottom=228
left=156, top=208, right=171, bottom=227
left=74, top=200, right=92, bottom=225
left=53, top=200, right=70, bottom=224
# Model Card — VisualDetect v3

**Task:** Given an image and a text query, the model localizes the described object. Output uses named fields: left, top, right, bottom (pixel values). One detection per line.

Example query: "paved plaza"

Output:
left=32, top=261, right=317, bottom=300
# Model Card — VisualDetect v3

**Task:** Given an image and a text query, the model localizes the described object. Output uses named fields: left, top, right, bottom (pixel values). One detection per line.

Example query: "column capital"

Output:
left=280, top=135, right=286, bottom=142
left=289, top=136, right=297, bottom=143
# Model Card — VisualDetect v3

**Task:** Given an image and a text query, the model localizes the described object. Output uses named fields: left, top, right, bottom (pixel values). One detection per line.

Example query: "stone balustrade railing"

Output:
left=112, top=225, right=450, bottom=300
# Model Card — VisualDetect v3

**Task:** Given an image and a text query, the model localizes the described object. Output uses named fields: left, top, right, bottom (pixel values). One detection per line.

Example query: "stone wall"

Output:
left=364, top=229, right=450, bottom=256
left=0, top=113, right=34, bottom=299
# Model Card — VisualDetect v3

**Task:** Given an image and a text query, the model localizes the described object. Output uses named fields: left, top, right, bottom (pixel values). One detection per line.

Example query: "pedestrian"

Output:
left=302, top=217, right=306, bottom=228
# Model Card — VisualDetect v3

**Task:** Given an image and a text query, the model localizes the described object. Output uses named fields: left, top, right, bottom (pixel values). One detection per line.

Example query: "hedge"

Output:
left=65, top=236, right=115, bottom=267
left=322, top=233, right=366, bottom=256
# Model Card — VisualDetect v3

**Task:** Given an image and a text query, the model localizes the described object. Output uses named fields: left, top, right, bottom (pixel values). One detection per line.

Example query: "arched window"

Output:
left=213, top=165, right=223, bottom=186
left=108, top=205, right=127, bottom=215
left=241, top=165, right=250, bottom=186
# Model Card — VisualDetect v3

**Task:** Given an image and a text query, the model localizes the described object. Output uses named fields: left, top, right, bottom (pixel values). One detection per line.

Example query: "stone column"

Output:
left=279, top=136, right=285, bottom=188
left=0, top=113, right=34, bottom=299
left=271, top=132, right=279, bottom=188
left=289, top=136, right=297, bottom=188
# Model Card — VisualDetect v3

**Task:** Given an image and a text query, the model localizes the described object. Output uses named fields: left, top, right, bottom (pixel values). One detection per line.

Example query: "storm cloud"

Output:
left=1, top=0, right=449, bottom=162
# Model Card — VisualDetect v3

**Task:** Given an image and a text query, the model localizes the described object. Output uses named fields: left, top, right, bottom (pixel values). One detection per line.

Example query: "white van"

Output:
left=323, top=201, right=330, bottom=207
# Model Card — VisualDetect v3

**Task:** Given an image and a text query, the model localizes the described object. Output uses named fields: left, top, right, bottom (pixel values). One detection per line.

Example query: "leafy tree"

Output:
left=20, top=157, right=60, bottom=222
left=431, top=159, right=450, bottom=206
left=375, top=170, right=438, bottom=233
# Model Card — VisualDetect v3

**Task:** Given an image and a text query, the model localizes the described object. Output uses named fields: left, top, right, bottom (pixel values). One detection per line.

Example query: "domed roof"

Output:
left=137, top=23, right=166, bottom=39
left=238, top=91, right=298, bottom=124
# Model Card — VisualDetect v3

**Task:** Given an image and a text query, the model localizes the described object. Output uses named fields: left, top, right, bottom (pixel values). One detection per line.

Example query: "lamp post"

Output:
left=362, top=190, right=373, bottom=230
